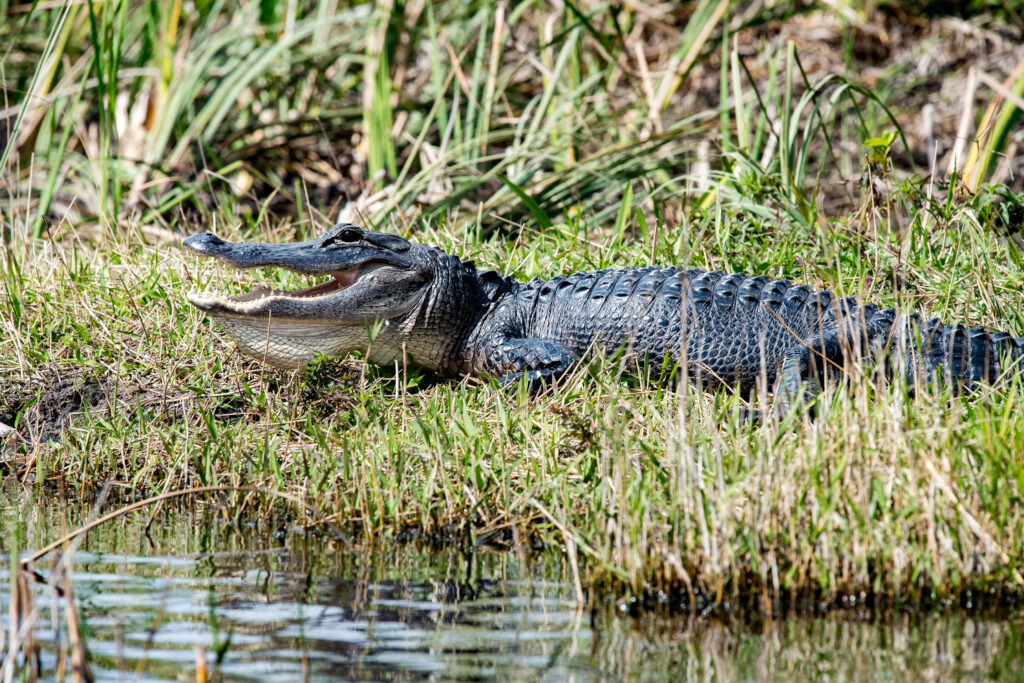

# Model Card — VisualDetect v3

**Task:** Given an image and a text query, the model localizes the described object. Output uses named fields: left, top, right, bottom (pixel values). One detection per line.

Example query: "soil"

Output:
left=1, top=372, right=107, bottom=444
left=0, top=360, right=371, bottom=451
left=0, top=367, right=194, bottom=446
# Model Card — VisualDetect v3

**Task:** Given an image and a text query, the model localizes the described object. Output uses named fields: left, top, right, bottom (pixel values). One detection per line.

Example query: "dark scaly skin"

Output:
left=184, top=226, right=1024, bottom=406
left=456, top=265, right=1024, bottom=403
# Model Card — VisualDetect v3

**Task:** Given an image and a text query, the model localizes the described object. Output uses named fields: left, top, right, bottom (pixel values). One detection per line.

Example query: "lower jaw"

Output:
left=213, top=315, right=357, bottom=368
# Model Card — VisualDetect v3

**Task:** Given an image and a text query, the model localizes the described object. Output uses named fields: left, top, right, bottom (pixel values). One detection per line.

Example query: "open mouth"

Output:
left=186, top=264, right=390, bottom=318
left=225, top=268, right=365, bottom=303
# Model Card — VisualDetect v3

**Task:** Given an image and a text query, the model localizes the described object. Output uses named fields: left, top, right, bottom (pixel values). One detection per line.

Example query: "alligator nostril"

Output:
left=184, top=232, right=226, bottom=255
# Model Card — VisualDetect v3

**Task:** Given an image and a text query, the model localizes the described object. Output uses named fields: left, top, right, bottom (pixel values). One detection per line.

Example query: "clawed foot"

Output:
left=498, top=370, right=560, bottom=396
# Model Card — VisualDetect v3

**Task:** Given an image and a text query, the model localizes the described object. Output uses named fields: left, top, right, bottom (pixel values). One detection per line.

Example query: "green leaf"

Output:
left=499, top=175, right=553, bottom=230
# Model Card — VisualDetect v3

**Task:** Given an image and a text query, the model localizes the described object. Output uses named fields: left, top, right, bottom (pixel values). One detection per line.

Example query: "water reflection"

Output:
left=1, top=489, right=1022, bottom=681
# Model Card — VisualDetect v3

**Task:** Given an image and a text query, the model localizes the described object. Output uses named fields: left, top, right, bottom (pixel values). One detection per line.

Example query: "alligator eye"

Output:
left=324, top=226, right=363, bottom=248
left=338, top=227, right=362, bottom=242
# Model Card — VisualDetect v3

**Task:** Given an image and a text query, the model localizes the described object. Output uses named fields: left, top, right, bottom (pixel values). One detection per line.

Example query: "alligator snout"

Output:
left=182, top=232, right=226, bottom=255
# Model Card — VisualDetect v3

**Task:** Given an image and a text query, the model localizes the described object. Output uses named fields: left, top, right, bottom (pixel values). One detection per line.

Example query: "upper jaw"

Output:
left=182, top=231, right=415, bottom=274
left=183, top=231, right=430, bottom=322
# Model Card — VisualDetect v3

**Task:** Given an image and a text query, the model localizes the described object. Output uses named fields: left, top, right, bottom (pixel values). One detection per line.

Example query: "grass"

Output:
left=2, top=0, right=1024, bottom=617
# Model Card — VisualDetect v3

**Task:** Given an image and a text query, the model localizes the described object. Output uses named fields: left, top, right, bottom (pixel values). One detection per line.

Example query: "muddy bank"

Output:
left=1, top=368, right=192, bottom=445
left=0, top=360, right=370, bottom=451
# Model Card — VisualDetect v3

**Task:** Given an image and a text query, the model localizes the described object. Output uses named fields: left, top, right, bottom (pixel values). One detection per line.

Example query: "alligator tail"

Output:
left=778, top=302, right=1024, bottom=411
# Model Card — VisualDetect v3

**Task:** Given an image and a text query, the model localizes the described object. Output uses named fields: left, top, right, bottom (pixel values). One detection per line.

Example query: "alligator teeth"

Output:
left=187, top=267, right=371, bottom=313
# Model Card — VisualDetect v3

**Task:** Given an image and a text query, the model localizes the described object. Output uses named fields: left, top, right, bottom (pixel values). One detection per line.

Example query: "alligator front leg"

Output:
left=485, top=338, right=578, bottom=393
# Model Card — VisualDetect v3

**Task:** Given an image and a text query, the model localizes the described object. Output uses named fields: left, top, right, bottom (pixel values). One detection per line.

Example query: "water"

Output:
left=2, top=489, right=1022, bottom=681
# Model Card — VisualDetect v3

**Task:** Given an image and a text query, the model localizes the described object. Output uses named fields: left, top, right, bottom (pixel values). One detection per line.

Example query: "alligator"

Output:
left=184, top=223, right=1024, bottom=409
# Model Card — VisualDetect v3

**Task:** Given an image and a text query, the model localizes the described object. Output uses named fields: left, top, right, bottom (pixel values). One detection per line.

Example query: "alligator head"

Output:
left=184, top=224, right=434, bottom=368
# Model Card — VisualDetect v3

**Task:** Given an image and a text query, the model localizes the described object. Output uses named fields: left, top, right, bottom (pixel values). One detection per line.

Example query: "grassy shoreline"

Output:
left=3, top=205, right=1024, bottom=612
left=3, top=1, right=1024, bottom=612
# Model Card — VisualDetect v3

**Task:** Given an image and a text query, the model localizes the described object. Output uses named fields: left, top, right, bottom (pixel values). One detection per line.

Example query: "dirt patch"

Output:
left=0, top=366, right=202, bottom=445
left=1, top=372, right=106, bottom=444
left=0, top=360, right=371, bottom=448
